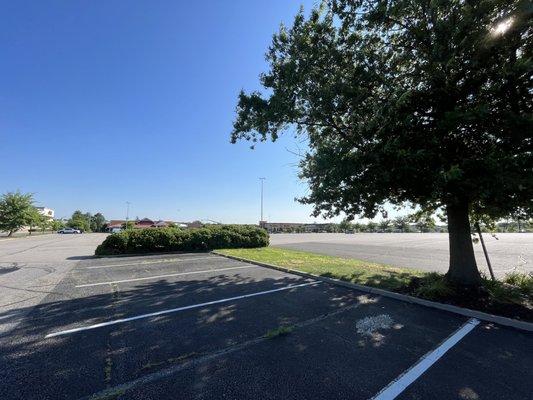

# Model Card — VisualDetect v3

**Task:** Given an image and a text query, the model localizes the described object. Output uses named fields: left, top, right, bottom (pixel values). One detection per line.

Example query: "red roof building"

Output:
left=106, top=218, right=185, bottom=231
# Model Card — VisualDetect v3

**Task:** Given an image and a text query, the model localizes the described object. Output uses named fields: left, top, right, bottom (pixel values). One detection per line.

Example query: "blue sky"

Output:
left=0, top=1, right=393, bottom=223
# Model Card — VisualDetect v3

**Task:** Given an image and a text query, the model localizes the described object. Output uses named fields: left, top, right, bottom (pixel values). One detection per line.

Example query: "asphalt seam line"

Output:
left=45, top=281, right=321, bottom=338
left=86, top=256, right=219, bottom=269
left=78, top=301, right=361, bottom=400
left=370, top=318, right=480, bottom=400
left=75, top=265, right=258, bottom=288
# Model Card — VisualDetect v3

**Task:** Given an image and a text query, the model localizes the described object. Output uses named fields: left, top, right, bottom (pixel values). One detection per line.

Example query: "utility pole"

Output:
left=125, top=201, right=131, bottom=230
left=259, top=178, right=266, bottom=225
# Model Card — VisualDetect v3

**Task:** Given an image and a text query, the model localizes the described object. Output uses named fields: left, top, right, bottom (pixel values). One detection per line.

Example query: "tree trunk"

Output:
left=446, top=202, right=481, bottom=285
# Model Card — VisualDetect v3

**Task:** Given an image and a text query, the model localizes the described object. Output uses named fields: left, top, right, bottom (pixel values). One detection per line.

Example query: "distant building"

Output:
left=106, top=218, right=192, bottom=232
left=136, top=218, right=156, bottom=228
left=36, top=207, right=54, bottom=219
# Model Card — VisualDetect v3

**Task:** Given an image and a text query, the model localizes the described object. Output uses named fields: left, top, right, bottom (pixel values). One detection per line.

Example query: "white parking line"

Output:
left=85, top=256, right=219, bottom=269
left=45, top=281, right=321, bottom=338
left=370, top=318, right=480, bottom=400
left=75, top=265, right=258, bottom=288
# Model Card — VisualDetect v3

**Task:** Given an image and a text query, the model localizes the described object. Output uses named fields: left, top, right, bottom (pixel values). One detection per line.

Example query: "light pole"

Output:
left=259, top=178, right=266, bottom=224
left=125, top=201, right=131, bottom=230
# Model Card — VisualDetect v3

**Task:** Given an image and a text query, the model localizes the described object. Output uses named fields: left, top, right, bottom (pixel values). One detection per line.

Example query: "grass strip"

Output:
left=216, top=247, right=532, bottom=322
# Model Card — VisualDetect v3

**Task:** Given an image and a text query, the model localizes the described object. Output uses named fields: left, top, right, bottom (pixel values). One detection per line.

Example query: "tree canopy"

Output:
left=0, top=191, right=37, bottom=236
left=68, top=210, right=91, bottom=232
left=91, top=212, right=106, bottom=232
left=231, top=0, right=532, bottom=285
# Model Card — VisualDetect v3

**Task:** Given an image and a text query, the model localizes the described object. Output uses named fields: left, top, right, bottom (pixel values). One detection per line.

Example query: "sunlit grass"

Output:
left=216, top=247, right=425, bottom=291
left=216, top=247, right=532, bottom=321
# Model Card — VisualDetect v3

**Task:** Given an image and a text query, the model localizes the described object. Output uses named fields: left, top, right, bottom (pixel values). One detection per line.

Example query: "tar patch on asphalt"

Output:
left=0, top=265, right=20, bottom=275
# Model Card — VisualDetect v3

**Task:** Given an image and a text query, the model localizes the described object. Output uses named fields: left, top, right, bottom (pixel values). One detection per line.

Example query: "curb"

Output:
left=212, top=251, right=533, bottom=332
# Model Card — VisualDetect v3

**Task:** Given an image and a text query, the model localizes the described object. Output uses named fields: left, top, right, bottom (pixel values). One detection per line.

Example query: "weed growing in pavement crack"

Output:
left=104, top=354, right=113, bottom=383
left=111, top=283, right=120, bottom=300
left=265, top=325, right=294, bottom=339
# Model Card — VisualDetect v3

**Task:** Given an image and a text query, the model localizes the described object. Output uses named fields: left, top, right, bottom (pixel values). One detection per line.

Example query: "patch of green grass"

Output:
left=104, top=356, right=113, bottom=383
left=483, top=281, right=520, bottom=303
left=216, top=247, right=425, bottom=291
left=502, top=271, right=533, bottom=297
left=265, top=325, right=294, bottom=339
left=216, top=247, right=532, bottom=321
left=413, top=272, right=457, bottom=298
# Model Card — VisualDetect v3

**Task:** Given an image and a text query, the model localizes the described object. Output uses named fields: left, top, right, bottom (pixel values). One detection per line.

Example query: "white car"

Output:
left=58, top=228, right=82, bottom=234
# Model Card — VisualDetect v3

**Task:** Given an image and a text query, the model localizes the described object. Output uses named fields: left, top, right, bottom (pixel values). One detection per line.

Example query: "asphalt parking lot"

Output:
left=270, top=233, right=533, bottom=276
left=0, top=233, right=108, bottom=333
left=0, top=248, right=531, bottom=399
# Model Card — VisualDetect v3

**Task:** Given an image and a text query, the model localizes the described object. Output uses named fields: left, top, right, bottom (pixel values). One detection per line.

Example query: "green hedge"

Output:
left=95, top=225, right=269, bottom=256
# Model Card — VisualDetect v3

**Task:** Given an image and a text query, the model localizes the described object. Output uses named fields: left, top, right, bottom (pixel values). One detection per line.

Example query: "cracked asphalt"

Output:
left=0, top=235, right=531, bottom=399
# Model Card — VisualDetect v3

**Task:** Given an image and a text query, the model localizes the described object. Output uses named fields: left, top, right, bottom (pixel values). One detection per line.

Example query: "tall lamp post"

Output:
left=125, top=201, right=131, bottom=230
left=259, top=178, right=266, bottom=226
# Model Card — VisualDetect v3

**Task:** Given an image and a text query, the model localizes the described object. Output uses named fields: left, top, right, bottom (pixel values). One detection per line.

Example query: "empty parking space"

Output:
left=73, top=255, right=258, bottom=289
left=120, top=308, right=469, bottom=400
left=397, top=323, right=533, bottom=400
left=0, top=252, right=531, bottom=400
left=83, top=254, right=222, bottom=270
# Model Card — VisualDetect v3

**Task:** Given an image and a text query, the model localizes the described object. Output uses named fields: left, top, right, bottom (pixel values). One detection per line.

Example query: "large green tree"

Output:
left=50, top=219, right=65, bottom=232
left=68, top=210, right=90, bottom=232
left=0, top=191, right=36, bottom=236
left=91, top=213, right=106, bottom=232
left=27, top=207, right=48, bottom=234
left=231, top=0, right=532, bottom=285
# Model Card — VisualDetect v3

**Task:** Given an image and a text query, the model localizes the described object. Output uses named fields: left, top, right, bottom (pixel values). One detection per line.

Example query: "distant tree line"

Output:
left=337, top=216, right=532, bottom=233
left=338, top=216, right=435, bottom=233
left=319, top=216, right=441, bottom=233
left=269, top=216, right=533, bottom=234
left=66, top=210, right=107, bottom=232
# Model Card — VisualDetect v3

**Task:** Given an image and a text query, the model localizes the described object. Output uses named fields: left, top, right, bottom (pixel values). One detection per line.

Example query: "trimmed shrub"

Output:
left=96, top=231, right=130, bottom=255
left=95, top=225, right=269, bottom=256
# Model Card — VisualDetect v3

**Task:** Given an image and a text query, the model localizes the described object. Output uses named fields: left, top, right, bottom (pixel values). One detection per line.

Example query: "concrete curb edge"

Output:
left=212, top=251, right=533, bottom=332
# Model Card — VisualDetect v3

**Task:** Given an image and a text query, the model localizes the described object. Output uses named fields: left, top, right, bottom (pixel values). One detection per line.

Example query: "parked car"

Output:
left=57, top=228, right=82, bottom=234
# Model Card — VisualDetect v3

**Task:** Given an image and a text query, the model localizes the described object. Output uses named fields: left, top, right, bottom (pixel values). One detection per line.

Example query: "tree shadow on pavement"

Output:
left=0, top=272, right=370, bottom=399
left=320, top=270, right=416, bottom=291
